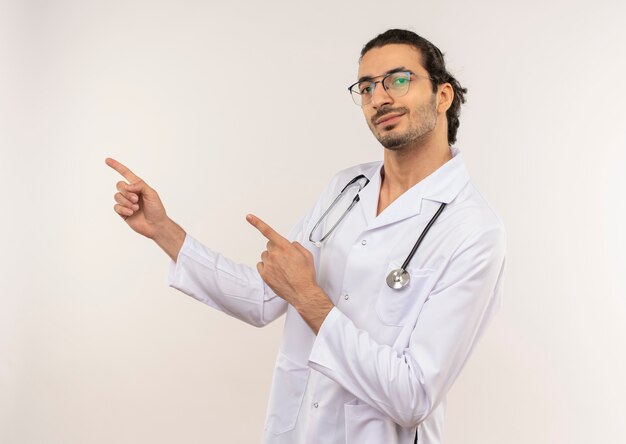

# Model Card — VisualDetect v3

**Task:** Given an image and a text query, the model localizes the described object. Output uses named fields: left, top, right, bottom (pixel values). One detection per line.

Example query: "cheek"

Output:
left=362, top=112, right=374, bottom=128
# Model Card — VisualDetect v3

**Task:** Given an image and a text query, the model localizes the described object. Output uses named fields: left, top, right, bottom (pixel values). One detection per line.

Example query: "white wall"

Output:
left=1, top=0, right=624, bottom=442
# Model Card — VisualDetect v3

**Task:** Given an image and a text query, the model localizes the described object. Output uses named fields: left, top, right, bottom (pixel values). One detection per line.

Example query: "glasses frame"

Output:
left=309, top=174, right=370, bottom=246
left=347, top=70, right=432, bottom=106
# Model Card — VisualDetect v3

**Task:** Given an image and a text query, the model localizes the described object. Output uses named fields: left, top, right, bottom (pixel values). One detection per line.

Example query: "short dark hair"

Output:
left=360, top=29, right=467, bottom=145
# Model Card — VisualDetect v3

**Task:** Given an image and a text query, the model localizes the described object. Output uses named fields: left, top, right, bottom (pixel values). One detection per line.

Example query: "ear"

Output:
left=436, top=83, right=454, bottom=114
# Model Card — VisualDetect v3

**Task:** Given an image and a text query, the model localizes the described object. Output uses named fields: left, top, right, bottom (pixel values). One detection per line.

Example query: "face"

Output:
left=357, top=44, right=439, bottom=151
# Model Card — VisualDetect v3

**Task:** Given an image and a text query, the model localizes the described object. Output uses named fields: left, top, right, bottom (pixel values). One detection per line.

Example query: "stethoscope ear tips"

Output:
left=386, top=268, right=410, bottom=289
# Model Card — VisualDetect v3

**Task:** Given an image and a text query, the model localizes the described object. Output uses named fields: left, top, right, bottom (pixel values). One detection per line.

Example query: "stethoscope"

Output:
left=309, top=174, right=446, bottom=290
left=385, top=202, right=445, bottom=289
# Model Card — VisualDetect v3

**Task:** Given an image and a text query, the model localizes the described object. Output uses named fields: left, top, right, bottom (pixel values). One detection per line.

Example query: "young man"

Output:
left=107, top=29, right=506, bottom=444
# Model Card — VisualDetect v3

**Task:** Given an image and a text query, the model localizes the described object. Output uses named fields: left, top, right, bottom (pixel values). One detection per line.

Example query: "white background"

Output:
left=1, top=0, right=624, bottom=443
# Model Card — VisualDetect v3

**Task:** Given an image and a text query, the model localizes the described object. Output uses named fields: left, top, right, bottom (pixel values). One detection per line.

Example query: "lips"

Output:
left=375, top=112, right=405, bottom=126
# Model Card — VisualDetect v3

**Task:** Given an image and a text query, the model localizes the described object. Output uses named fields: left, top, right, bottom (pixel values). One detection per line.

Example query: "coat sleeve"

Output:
left=167, top=234, right=289, bottom=327
left=166, top=175, right=342, bottom=327
left=307, top=225, right=506, bottom=428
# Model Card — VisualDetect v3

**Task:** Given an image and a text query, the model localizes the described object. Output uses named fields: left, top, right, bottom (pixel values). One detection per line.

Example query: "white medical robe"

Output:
left=167, top=147, right=506, bottom=443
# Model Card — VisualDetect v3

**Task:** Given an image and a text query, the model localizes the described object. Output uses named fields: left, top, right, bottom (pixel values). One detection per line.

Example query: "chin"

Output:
left=381, top=130, right=434, bottom=151
left=377, top=130, right=408, bottom=150
left=380, top=137, right=410, bottom=151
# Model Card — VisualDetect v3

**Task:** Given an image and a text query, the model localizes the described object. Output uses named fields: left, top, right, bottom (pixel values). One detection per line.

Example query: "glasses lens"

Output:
left=383, top=72, right=411, bottom=97
left=310, top=182, right=362, bottom=244
left=350, top=82, right=372, bottom=106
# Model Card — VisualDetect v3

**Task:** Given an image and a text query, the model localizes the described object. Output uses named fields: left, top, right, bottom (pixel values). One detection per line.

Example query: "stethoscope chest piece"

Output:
left=386, top=268, right=410, bottom=289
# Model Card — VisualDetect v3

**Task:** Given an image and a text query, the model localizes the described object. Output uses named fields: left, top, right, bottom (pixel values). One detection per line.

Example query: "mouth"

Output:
left=375, top=112, right=405, bottom=126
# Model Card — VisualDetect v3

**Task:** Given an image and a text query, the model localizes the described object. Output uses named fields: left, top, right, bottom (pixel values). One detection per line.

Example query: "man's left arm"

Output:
left=247, top=214, right=505, bottom=428
left=307, top=225, right=506, bottom=427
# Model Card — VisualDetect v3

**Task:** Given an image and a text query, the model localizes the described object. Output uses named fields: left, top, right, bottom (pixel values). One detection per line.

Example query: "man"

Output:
left=107, top=29, right=506, bottom=444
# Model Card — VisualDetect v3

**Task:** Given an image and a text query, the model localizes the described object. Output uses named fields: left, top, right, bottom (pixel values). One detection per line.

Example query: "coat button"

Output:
left=361, top=239, right=367, bottom=246
left=344, top=294, right=349, bottom=300
left=313, top=402, right=319, bottom=408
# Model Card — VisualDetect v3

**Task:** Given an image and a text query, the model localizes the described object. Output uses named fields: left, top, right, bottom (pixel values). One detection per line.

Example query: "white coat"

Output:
left=168, top=147, right=506, bottom=444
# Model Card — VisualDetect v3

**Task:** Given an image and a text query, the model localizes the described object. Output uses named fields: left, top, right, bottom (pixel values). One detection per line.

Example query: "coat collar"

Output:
left=358, top=146, right=470, bottom=230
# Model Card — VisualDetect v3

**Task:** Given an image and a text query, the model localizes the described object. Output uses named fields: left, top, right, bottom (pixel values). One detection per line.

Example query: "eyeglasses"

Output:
left=309, top=175, right=370, bottom=247
left=348, top=71, right=431, bottom=106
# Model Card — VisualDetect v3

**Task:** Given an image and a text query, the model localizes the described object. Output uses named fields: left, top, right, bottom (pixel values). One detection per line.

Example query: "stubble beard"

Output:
left=371, top=95, right=438, bottom=151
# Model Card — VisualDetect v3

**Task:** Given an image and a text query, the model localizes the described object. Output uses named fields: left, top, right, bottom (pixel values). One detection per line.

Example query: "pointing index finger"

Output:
left=105, top=157, right=141, bottom=182
left=246, top=214, right=288, bottom=245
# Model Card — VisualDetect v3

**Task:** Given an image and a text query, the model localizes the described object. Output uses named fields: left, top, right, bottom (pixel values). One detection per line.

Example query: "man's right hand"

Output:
left=106, top=157, right=185, bottom=261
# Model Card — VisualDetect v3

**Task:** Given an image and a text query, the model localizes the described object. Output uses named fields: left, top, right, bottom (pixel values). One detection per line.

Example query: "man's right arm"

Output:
left=105, top=157, right=288, bottom=327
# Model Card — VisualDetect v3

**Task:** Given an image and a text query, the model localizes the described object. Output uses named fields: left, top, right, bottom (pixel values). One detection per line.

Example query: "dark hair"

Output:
left=360, top=29, right=467, bottom=145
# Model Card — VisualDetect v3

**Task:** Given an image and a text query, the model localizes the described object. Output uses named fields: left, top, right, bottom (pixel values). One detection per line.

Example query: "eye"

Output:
left=359, top=83, right=373, bottom=95
left=390, top=75, right=409, bottom=88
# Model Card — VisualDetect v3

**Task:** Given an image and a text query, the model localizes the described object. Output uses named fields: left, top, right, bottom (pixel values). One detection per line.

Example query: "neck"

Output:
left=382, top=138, right=452, bottom=189
left=377, top=138, right=452, bottom=215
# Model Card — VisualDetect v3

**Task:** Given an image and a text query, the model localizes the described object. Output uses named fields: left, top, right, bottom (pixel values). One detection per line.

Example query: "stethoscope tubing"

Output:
left=400, top=202, right=446, bottom=272
left=385, top=202, right=446, bottom=289
left=310, top=174, right=447, bottom=290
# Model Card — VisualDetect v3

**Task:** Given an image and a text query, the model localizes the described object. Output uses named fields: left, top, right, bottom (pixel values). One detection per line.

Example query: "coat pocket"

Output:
left=264, top=351, right=310, bottom=435
left=375, top=263, right=434, bottom=327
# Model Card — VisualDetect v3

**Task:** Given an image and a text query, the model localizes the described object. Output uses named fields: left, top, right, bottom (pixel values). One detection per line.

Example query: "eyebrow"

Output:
left=358, top=67, right=409, bottom=83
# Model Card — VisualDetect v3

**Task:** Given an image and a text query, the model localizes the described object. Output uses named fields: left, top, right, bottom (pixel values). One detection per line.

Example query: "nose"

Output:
left=369, top=81, right=393, bottom=109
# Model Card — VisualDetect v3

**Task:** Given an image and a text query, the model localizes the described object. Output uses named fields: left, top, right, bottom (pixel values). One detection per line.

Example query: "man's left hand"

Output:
left=246, top=213, right=334, bottom=334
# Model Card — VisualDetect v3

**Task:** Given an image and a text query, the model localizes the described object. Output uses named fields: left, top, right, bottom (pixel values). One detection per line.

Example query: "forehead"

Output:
left=358, top=44, right=426, bottom=78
